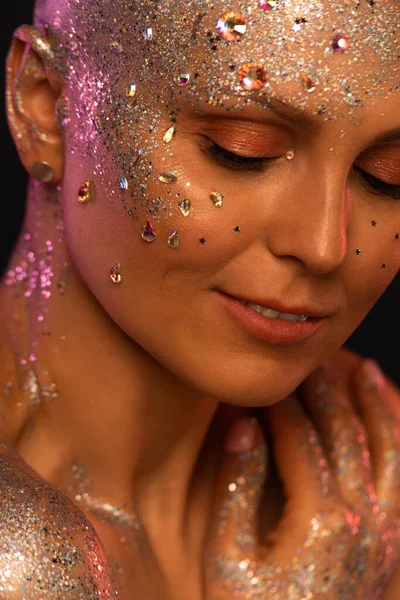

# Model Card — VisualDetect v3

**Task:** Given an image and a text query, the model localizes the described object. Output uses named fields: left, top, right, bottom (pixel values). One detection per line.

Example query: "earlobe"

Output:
left=6, top=25, right=64, bottom=184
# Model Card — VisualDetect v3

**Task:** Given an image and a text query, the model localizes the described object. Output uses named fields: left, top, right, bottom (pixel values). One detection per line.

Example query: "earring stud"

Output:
left=31, top=161, right=55, bottom=183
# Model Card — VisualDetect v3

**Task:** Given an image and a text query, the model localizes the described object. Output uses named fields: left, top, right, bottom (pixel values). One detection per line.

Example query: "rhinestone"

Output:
left=158, top=172, right=177, bottom=184
left=238, top=62, right=267, bottom=90
left=301, top=73, right=316, bottom=93
left=178, top=197, right=192, bottom=217
left=163, top=126, right=175, bottom=143
left=217, top=12, right=246, bottom=41
left=141, top=221, right=156, bottom=242
left=128, top=83, right=136, bottom=98
left=175, top=73, right=191, bottom=87
left=260, top=0, right=277, bottom=9
left=78, top=180, right=95, bottom=204
left=332, top=33, right=351, bottom=53
left=167, top=230, right=180, bottom=248
left=285, top=150, right=295, bottom=160
left=144, top=28, right=153, bottom=41
left=134, top=148, right=144, bottom=164
left=110, top=263, right=122, bottom=284
left=119, top=176, right=128, bottom=190
left=210, top=189, right=224, bottom=207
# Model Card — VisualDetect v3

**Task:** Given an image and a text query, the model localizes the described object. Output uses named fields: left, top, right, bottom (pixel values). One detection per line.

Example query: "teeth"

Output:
left=245, top=302, right=308, bottom=322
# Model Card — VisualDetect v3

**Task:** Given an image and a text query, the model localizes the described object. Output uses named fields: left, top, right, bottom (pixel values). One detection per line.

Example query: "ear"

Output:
left=5, top=25, right=64, bottom=183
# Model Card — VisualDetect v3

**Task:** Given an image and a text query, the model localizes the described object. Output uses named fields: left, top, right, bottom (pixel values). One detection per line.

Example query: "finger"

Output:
left=264, top=393, right=333, bottom=511
left=351, top=359, right=400, bottom=511
left=301, top=363, right=375, bottom=510
left=205, top=416, right=267, bottom=561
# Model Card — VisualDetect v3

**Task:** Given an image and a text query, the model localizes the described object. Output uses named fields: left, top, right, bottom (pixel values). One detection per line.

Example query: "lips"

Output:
left=221, top=291, right=331, bottom=319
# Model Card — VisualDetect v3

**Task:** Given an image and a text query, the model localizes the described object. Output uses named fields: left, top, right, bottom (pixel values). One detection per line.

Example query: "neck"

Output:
left=1, top=180, right=237, bottom=531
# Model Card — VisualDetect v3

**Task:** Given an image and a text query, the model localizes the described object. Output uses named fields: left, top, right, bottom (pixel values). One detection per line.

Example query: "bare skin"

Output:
left=1, top=0, right=400, bottom=597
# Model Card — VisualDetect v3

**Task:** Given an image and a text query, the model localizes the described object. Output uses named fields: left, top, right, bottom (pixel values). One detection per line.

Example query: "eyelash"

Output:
left=201, top=141, right=400, bottom=200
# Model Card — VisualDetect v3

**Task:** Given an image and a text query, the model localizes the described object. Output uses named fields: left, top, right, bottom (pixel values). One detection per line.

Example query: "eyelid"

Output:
left=196, top=119, right=290, bottom=157
left=357, top=147, right=400, bottom=184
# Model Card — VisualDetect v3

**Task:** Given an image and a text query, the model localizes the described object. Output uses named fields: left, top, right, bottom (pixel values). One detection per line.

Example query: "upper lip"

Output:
left=220, top=291, right=334, bottom=318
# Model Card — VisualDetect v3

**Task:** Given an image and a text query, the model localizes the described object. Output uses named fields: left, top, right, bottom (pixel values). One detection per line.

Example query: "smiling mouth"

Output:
left=240, top=301, right=309, bottom=322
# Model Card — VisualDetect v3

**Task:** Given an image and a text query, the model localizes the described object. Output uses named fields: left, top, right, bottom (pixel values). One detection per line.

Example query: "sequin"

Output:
left=178, top=197, right=192, bottom=217
left=77, top=180, right=95, bottom=204
left=259, top=0, right=277, bottom=10
left=110, top=262, right=122, bottom=283
left=175, top=73, right=191, bottom=86
left=128, top=83, right=136, bottom=98
left=119, top=176, right=128, bottom=190
left=167, top=230, right=180, bottom=248
left=217, top=12, right=247, bottom=42
left=163, top=126, right=175, bottom=143
left=332, top=33, right=351, bottom=53
left=301, top=73, right=316, bottom=92
left=238, top=62, right=267, bottom=90
left=141, top=221, right=156, bottom=242
left=158, top=172, right=177, bottom=184
left=210, top=189, right=224, bottom=208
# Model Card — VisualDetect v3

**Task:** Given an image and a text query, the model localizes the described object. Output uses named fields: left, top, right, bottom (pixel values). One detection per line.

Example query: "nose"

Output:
left=265, top=166, right=348, bottom=275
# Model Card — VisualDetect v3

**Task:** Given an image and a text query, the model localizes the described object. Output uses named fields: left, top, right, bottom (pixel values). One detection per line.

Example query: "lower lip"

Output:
left=218, top=293, right=326, bottom=346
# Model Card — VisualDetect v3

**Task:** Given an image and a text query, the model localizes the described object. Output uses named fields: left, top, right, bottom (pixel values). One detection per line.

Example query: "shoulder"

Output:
left=0, top=445, right=119, bottom=599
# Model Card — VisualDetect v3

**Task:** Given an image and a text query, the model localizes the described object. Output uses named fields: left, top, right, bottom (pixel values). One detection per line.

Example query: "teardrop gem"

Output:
left=141, top=220, right=156, bottom=242
left=175, top=73, right=191, bottom=87
left=260, top=0, right=277, bottom=10
left=78, top=180, right=95, bottom=204
left=210, top=189, right=224, bottom=208
left=167, top=230, right=180, bottom=248
left=163, top=126, right=175, bottom=143
left=300, top=73, right=316, bottom=93
left=178, top=197, right=192, bottom=217
left=158, top=172, right=178, bottom=184
left=110, top=262, right=122, bottom=284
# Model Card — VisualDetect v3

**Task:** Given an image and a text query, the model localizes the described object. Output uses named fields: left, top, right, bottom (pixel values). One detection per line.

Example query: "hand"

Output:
left=204, top=358, right=400, bottom=599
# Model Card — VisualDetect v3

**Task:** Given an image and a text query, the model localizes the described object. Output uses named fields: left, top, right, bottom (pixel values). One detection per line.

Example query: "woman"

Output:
left=1, top=0, right=400, bottom=597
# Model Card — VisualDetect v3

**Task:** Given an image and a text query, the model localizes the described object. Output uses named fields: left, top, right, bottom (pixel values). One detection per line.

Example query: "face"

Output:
left=35, top=0, right=400, bottom=405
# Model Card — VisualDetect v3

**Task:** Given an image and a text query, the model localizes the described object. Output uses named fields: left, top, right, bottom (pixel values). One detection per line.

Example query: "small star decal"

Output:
left=381, top=263, right=386, bottom=269
left=234, top=226, right=241, bottom=233
left=355, top=249, right=362, bottom=255
left=371, top=220, right=377, bottom=227
left=395, top=233, right=399, bottom=240
left=199, top=237, right=206, bottom=245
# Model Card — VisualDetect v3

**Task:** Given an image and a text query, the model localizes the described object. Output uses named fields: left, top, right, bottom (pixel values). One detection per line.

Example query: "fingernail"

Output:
left=362, top=359, right=385, bottom=391
left=224, top=417, right=257, bottom=454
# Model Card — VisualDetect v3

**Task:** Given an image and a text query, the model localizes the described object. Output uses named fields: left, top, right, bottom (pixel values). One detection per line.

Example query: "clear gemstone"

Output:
left=175, top=73, right=190, bottom=87
left=217, top=12, right=247, bottom=41
left=163, top=126, right=175, bottom=143
left=158, top=172, right=177, bottom=184
left=78, top=180, right=94, bottom=204
left=167, top=230, right=180, bottom=248
left=332, top=33, right=351, bottom=53
left=238, top=62, right=267, bottom=90
left=210, top=189, right=224, bottom=207
left=110, top=263, right=122, bottom=284
left=178, top=197, right=192, bottom=217
left=128, top=83, right=136, bottom=98
left=144, top=28, right=153, bottom=41
left=141, top=221, right=156, bottom=242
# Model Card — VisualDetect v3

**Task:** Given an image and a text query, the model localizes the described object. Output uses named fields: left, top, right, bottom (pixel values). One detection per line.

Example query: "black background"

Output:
left=1, top=0, right=398, bottom=383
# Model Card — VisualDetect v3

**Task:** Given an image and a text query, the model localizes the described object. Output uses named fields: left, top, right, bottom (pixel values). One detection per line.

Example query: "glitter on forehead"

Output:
left=34, top=0, right=400, bottom=223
